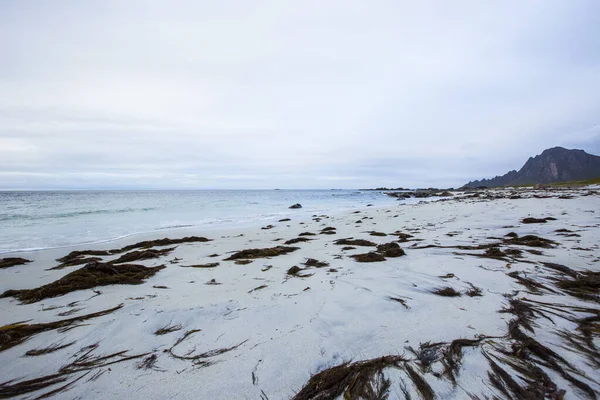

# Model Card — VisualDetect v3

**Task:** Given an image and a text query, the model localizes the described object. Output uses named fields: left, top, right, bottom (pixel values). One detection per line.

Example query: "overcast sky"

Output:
left=1, top=1, right=599, bottom=189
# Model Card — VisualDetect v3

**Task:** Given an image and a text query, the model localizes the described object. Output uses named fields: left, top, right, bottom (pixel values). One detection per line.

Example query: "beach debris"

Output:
left=109, top=248, right=174, bottom=264
left=289, top=203, right=302, bottom=209
left=1, top=262, right=165, bottom=303
left=224, top=246, right=299, bottom=261
left=376, top=242, right=405, bottom=257
left=368, top=231, right=387, bottom=237
left=137, top=354, right=161, bottom=371
left=522, top=217, right=557, bottom=224
left=155, top=323, right=183, bottom=335
left=287, top=266, right=313, bottom=278
left=279, top=218, right=291, bottom=222
left=341, top=246, right=355, bottom=251
left=55, top=236, right=211, bottom=266
left=504, top=234, right=557, bottom=248
left=465, top=283, right=483, bottom=297
left=261, top=225, right=275, bottom=230
left=181, top=262, right=219, bottom=268
left=351, top=252, right=386, bottom=263
left=432, top=287, right=462, bottom=297
left=235, top=260, right=253, bottom=265
left=284, top=237, right=313, bottom=245
left=303, top=258, right=329, bottom=268
left=0, top=304, right=123, bottom=352
left=0, top=342, right=148, bottom=399
left=0, top=258, right=32, bottom=269
left=24, top=341, right=76, bottom=357
left=334, top=238, right=377, bottom=247
left=299, top=232, right=316, bottom=236
left=205, top=279, right=220, bottom=285
left=320, top=227, right=337, bottom=235
left=167, top=329, right=247, bottom=367
left=153, top=285, right=169, bottom=289
left=388, top=296, right=410, bottom=309
left=248, top=284, right=267, bottom=293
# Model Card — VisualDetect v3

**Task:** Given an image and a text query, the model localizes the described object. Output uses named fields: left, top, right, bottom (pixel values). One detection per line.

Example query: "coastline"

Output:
left=1, top=187, right=599, bottom=399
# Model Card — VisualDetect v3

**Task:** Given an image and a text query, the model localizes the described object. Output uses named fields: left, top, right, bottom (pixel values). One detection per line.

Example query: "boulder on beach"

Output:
left=289, top=203, right=302, bottom=209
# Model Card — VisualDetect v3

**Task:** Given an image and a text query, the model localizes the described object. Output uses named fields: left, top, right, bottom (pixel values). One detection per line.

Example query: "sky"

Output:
left=1, top=1, right=599, bottom=190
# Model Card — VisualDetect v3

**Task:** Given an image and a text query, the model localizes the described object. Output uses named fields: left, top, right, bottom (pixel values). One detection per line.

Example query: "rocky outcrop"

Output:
left=464, top=147, right=600, bottom=188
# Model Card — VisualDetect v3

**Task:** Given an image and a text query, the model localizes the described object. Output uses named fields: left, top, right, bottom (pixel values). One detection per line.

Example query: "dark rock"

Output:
left=289, top=204, right=302, bottom=209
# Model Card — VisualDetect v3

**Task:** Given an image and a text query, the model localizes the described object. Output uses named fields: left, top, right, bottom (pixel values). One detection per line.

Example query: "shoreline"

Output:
left=1, top=187, right=599, bottom=399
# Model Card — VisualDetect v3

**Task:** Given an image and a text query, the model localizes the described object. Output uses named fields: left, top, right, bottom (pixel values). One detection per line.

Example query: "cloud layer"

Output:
left=1, top=1, right=599, bottom=189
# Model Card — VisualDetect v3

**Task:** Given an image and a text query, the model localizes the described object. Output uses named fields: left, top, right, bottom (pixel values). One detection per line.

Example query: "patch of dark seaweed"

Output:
left=368, top=231, right=387, bottom=237
left=303, top=258, right=329, bottom=268
left=224, top=246, right=299, bottom=261
left=56, top=236, right=211, bottom=265
left=181, top=262, right=219, bottom=269
left=1, top=262, right=165, bottom=304
left=25, top=341, right=76, bottom=357
left=334, top=239, right=377, bottom=247
left=0, top=304, right=123, bottom=352
left=0, top=258, right=32, bottom=269
left=352, top=252, right=386, bottom=263
left=291, top=355, right=408, bottom=400
left=284, top=237, right=313, bottom=245
left=376, top=242, right=406, bottom=257
left=109, top=248, right=174, bottom=264
left=287, top=266, right=313, bottom=278
left=432, top=287, right=462, bottom=297
left=298, top=232, right=316, bottom=236
left=155, top=323, right=183, bottom=335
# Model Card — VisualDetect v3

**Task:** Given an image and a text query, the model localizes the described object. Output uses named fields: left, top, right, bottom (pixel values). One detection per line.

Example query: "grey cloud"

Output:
left=1, top=1, right=599, bottom=189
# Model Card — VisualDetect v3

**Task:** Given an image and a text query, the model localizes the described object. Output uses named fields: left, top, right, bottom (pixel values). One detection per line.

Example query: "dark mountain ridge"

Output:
left=464, top=147, right=600, bottom=188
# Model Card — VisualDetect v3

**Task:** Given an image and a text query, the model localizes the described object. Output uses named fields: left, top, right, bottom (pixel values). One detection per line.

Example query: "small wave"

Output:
left=0, top=207, right=155, bottom=222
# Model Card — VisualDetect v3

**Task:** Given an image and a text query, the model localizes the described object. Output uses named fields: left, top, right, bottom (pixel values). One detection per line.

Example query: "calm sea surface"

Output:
left=0, top=190, right=408, bottom=253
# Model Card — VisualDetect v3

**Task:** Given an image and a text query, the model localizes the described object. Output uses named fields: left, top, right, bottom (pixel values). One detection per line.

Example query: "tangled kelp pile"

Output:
left=292, top=260, right=600, bottom=399
left=0, top=304, right=123, bottom=352
left=53, top=236, right=211, bottom=269
left=1, top=262, right=165, bottom=303
left=0, top=258, right=32, bottom=269
left=224, top=246, right=299, bottom=261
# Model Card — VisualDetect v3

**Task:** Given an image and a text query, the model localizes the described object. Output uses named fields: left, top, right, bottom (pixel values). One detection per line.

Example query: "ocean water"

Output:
left=0, top=190, right=407, bottom=254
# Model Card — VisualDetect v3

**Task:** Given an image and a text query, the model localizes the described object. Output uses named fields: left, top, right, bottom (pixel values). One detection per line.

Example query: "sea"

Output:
left=0, top=190, right=418, bottom=254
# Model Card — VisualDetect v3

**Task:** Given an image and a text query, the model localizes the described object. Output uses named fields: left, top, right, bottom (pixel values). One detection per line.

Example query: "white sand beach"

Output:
left=1, top=187, right=599, bottom=399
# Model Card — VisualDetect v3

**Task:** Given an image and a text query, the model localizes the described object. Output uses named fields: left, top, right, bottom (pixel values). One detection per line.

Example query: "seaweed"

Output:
left=287, top=266, right=313, bottom=278
left=291, top=355, right=407, bottom=400
left=0, top=304, right=123, bottom=352
left=303, top=258, right=329, bottom=268
left=432, top=287, right=461, bottom=297
left=334, top=239, right=377, bottom=247
left=109, top=248, right=174, bottom=264
left=56, top=237, right=211, bottom=265
left=224, top=246, right=299, bottom=261
left=24, top=341, right=76, bottom=357
left=1, top=262, right=165, bottom=304
left=181, top=263, right=219, bottom=269
left=376, top=242, right=405, bottom=257
left=284, top=238, right=313, bottom=245
left=368, top=231, right=387, bottom=237
left=352, top=252, right=386, bottom=263
left=0, top=258, right=32, bottom=269
left=155, top=323, right=183, bottom=335
left=167, top=329, right=247, bottom=367
left=248, top=284, right=268, bottom=293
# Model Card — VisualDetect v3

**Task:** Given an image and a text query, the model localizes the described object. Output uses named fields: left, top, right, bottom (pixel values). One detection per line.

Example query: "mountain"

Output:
left=463, top=147, right=600, bottom=188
